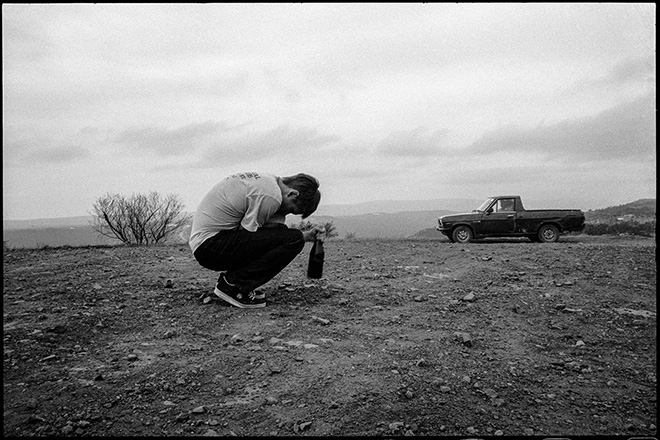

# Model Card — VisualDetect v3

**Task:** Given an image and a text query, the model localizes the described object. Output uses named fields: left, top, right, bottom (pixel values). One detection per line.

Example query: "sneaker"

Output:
left=217, top=272, right=265, bottom=300
left=214, top=273, right=266, bottom=308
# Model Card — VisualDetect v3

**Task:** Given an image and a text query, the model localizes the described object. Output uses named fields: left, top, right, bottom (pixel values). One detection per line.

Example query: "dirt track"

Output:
left=3, top=235, right=657, bottom=437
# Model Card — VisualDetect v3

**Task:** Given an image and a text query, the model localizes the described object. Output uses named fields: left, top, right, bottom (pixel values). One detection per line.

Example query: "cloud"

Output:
left=565, top=55, right=656, bottom=98
left=606, top=56, right=656, bottom=85
left=376, top=127, right=451, bottom=157
left=196, top=124, right=341, bottom=167
left=114, top=121, right=234, bottom=156
left=2, top=129, right=92, bottom=166
left=467, top=92, right=656, bottom=162
left=27, top=145, right=90, bottom=164
left=302, top=4, right=655, bottom=90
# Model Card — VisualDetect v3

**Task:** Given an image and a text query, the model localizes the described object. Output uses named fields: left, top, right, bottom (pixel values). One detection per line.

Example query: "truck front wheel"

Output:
left=538, top=224, right=559, bottom=243
left=452, top=226, right=473, bottom=244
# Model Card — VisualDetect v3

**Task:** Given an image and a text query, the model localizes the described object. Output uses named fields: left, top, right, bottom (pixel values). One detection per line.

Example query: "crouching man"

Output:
left=189, top=172, right=324, bottom=308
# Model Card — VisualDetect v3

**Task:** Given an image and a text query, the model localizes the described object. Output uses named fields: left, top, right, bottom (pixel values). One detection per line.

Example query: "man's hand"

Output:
left=302, top=225, right=325, bottom=242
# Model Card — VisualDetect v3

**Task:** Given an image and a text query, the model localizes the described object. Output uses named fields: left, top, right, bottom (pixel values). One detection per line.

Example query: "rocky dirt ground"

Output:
left=3, top=235, right=657, bottom=437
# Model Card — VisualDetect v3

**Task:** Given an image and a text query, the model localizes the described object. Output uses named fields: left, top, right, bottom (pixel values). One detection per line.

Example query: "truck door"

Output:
left=478, top=198, right=516, bottom=234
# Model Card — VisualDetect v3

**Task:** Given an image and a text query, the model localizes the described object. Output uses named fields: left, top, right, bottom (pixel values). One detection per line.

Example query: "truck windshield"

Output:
left=476, top=198, right=494, bottom=212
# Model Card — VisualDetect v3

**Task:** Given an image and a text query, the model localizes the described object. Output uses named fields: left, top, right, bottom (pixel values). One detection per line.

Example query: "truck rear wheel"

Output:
left=452, top=226, right=473, bottom=244
left=538, top=224, right=559, bottom=243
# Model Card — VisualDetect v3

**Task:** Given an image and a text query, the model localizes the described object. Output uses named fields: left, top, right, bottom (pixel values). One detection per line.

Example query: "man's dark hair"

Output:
left=282, top=173, right=321, bottom=218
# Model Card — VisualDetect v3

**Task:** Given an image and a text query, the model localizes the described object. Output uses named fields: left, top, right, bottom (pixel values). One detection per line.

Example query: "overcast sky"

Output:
left=3, top=3, right=656, bottom=220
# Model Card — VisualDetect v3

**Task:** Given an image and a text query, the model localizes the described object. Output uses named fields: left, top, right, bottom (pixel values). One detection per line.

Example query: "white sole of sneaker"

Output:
left=214, top=287, right=266, bottom=308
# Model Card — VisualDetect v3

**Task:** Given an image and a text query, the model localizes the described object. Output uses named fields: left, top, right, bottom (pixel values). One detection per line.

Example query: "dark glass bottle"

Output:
left=307, top=238, right=324, bottom=279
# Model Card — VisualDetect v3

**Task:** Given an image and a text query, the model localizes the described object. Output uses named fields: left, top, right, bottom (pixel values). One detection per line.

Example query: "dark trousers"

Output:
left=194, top=225, right=305, bottom=292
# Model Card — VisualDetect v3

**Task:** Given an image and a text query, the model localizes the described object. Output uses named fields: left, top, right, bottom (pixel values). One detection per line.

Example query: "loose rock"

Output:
left=462, top=292, right=476, bottom=302
left=311, top=316, right=330, bottom=325
left=454, top=332, right=473, bottom=347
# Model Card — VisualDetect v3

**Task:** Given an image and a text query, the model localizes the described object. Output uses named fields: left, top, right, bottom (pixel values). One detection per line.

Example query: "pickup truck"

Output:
left=436, top=195, right=585, bottom=243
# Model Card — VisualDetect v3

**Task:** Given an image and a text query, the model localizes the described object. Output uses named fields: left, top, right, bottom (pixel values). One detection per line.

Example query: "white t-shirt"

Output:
left=189, top=172, right=282, bottom=253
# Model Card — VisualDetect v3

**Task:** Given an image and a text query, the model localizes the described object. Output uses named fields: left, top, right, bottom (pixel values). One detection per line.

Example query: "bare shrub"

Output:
left=91, top=192, right=190, bottom=245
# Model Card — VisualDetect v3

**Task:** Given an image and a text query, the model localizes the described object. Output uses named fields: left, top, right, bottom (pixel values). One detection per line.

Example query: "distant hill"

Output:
left=3, top=215, right=92, bottom=230
left=409, top=228, right=447, bottom=240
left=2, top=196, right=630, bottom=231
left=295, top=210, right=456, bottom=239
left=3, top=198, right=655, bottom=248
left=3, top=210, right=456, bottom=248
left=3, top=226, right=121, bottom=249
left=584, top=199, right=656, bottom=223
left=314, top=199, right=481, bottom=216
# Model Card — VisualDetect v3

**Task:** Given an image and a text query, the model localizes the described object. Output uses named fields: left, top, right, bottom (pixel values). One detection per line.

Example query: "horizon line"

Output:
left=3, top=196, right=655, bottom=223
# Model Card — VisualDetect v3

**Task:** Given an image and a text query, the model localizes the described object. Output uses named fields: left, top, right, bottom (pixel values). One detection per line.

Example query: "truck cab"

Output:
left=473, top=196, right=520, bottom=236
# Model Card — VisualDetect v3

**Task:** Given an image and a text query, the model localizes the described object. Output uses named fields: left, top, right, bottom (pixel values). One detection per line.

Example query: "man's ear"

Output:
left=287, top=189, right=299, bottom=199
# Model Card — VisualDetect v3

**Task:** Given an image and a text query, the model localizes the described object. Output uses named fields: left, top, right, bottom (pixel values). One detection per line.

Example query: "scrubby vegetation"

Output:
left=582, top=198, right=655, bottom=237
left=584, top=220, right=656, bottom=237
